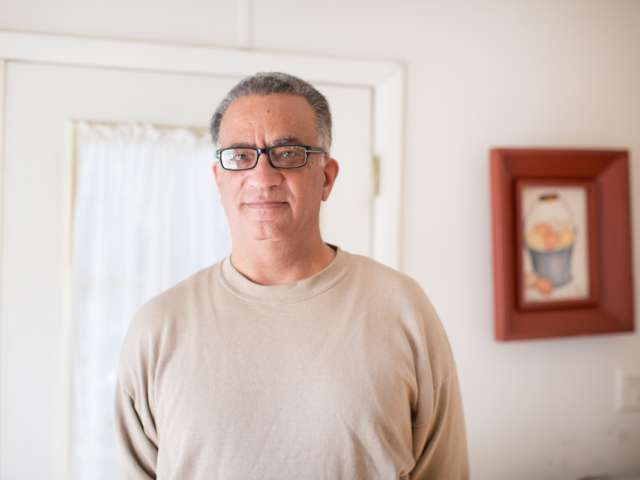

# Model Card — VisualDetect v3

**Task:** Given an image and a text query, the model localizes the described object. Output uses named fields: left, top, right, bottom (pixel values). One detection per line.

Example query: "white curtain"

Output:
left=70, top=121, right=230, bottom=479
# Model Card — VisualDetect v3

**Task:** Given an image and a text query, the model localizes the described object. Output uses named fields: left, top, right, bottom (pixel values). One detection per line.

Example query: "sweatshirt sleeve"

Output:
left=114, top=306, right=160, bottom=479
left=406, top=280, right=470, bottom=479
left=409, top=369, right=469, bottom=479
left=114, top=379, right=159, bottom=478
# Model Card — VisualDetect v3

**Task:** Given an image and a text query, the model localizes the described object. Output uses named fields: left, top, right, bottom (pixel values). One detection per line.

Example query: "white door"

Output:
left=1, top=61, right=372, bottom=479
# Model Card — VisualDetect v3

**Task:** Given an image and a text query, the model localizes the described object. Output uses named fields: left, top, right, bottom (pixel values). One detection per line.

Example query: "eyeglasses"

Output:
left=215, top=145, right=326, bottom=171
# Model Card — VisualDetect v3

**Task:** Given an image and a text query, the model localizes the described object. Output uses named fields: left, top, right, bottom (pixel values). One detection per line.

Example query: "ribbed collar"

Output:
left=218, top=245, right=349, bottom=305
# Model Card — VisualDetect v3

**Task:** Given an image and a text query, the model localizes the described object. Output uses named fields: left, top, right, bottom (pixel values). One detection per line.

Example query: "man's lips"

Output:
left=243, top=201, right=288, bottom=209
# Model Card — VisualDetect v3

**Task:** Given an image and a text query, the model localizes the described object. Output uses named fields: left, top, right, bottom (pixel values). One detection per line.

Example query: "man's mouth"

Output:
left=244, top=201, right=288, bottom=209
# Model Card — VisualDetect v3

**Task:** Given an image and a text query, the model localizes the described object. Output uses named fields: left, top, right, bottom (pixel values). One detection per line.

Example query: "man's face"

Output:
left=212, top=93, right=339, bottom=244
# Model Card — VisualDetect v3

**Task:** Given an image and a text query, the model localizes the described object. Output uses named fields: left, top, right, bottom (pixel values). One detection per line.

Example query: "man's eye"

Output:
left=274, top=148, right=303, bottom=160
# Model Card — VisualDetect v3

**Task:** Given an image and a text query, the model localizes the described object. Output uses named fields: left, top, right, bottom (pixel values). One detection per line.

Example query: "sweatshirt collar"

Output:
left=218, top=244, right=349, bottom=304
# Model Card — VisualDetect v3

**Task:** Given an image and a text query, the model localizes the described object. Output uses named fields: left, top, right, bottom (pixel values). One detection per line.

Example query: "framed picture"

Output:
left=490, top=148, right=634, bottom=341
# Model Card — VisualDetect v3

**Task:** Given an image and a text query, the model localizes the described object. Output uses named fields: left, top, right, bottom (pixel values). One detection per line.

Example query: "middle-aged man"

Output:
left=115, top=72, right=470, bottom=479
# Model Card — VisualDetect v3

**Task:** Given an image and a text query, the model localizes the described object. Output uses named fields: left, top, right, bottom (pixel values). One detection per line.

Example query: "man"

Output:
left=115, top=72, right=469, bottom=479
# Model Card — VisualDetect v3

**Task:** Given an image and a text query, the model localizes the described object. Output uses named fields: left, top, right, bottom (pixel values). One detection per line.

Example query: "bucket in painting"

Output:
left=527, top=244, right=574, bottom=287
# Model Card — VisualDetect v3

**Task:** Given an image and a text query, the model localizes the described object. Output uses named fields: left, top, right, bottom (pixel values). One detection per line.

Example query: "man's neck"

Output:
left=230, top=237, right=336, bottom=286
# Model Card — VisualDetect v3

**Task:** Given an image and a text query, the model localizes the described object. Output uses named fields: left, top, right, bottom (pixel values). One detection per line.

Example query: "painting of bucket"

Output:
left=521, top=187, right=590, bottom=303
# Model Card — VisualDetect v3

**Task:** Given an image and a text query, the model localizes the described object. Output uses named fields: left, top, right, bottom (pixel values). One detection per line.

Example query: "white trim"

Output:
left=372, top=69, right=405, bottom=269
left=62, top=121, right=75, bottom=480
left=0, top=57, right=5, bottom=479
left=0, top=31, right=400, bottom=88
left=0, top=30, right=404, bottom=268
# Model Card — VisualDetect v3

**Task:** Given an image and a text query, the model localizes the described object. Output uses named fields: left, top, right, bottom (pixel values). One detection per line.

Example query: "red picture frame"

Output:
left=490, top=148, right=634, bottom=341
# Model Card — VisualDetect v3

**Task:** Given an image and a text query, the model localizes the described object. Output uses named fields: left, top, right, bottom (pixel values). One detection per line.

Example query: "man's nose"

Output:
left=247, top=152, right=283, bottom=188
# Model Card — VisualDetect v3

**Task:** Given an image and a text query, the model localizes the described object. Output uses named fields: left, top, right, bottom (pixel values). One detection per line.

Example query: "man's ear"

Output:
left=321, top=157, right=339, bottom=202
left=212, top=162, right=222, bottom=187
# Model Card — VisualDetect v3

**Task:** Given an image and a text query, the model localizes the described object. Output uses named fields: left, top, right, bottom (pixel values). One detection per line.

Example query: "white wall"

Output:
left=2, top=0, right=639, bottom=478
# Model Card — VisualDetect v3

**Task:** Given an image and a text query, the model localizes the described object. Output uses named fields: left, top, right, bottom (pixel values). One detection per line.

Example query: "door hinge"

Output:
left=372, top=154, right=380, bottom=197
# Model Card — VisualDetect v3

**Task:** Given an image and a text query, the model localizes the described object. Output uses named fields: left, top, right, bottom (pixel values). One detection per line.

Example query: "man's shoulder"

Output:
left=345, top=250, right=426, bottom=297
left=342, top=250, right=440, bottom=320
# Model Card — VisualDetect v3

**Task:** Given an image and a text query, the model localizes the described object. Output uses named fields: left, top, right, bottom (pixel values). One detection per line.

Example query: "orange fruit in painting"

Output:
left=535, top=277, right=553, bottom=295
left=542, top=230, right=560, bottom=249
left=558, top=225, right=575, bottom=246
left=532, top=223, right=551, bottom=235
left=526, top=222, right=574, bottom=251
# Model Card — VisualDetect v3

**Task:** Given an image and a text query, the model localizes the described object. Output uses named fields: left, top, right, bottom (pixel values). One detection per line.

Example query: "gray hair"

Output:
left=209, top=72, right=332, bottom=152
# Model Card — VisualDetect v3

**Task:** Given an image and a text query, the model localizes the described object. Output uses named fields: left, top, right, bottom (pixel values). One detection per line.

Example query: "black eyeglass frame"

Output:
left=215, top=144, right=327, bottom=171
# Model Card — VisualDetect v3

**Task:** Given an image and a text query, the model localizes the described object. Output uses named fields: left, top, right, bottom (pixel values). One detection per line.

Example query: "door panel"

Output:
left=1, top=61, right=371, bottom=478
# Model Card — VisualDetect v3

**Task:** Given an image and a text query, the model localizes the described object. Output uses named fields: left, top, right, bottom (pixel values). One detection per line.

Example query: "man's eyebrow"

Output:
left=223, top=137, right=304, bottom=149
left=225, top=142, right=255, bottom=149
left=270, top=137, right=303, bottom=146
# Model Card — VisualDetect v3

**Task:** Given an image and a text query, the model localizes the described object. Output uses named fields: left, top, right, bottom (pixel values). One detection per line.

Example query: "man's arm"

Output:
left=114, top=377, right=159, bottom=479
left=409, top=369, right=469, bottom=479
left=114, top=303, right=160, bottom=479
left=404, top=278, right=470, bottom=479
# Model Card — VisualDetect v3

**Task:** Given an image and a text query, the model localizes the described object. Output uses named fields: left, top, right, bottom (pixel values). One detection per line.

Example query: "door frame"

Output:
left=0, top=30, right=404, bottom=268
left=0, top=31, right=404, bottom=476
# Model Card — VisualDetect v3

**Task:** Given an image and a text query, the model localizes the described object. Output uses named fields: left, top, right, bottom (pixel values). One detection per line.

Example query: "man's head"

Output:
left=210, top=72, right=339, bottom=245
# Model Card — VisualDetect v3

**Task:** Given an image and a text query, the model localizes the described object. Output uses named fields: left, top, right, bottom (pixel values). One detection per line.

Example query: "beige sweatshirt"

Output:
left=114, top=247, right=469, bottom=479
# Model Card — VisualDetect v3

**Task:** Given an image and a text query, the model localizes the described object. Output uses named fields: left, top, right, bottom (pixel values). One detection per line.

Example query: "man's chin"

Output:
left=245, top=222, right=288, bottom=242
